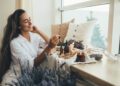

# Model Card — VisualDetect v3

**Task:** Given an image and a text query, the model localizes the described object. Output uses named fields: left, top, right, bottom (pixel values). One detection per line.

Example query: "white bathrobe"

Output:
left=1, top=32, right=75, bottom=86
left=1, top=32, right=46, bottom=85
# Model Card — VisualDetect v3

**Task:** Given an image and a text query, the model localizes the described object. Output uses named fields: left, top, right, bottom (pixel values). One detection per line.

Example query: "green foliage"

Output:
left=91, top=24, right=106, bottom=49
left=87, top=11, right=107, bottom=49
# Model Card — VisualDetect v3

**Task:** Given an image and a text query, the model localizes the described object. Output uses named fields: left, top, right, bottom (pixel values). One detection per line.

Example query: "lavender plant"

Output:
left=10, top=58, right=76, bottom=86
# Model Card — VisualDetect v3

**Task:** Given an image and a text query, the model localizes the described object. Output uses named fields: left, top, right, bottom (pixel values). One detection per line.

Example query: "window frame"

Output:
left=60, top=0, right=114, bottom=53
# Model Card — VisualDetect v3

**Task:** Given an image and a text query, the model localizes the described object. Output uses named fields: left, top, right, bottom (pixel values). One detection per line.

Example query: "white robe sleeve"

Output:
left=10, top=41, right=34, bottom=69
left=34, top=34, right=47, bottom=55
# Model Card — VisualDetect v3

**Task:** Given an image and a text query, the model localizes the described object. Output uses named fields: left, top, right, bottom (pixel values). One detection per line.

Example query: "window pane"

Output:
left=63, top=4, right=109, bottom=49
left=63, top=0, right=91, bottom=6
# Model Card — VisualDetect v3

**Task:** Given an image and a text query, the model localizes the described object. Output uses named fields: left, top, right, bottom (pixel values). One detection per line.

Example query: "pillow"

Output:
left=64, top=21, right=96, bottom=46
left=51, top=19, right=74, bottom=42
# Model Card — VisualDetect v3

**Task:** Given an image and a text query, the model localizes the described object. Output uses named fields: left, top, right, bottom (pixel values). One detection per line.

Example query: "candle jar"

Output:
left=76, top=52, right=85, bottom=62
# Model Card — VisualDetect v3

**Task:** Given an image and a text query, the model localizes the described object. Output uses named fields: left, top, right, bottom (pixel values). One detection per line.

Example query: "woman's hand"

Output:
left=48, top=35, right=60, bottom=49
left=31, top=26, right=40, bottom=34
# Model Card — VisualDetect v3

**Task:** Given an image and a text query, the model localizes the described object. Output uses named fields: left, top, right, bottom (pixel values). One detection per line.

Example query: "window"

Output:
left=63, top=0, right=91, bottom=6
left=63, top=4, right=109, bottom=38
left=58, top=0, right=120, bottom=54
left=61, top=0, right=110, bottom=50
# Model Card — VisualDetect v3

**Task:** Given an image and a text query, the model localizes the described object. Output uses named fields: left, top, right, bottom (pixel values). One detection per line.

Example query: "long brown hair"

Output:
left=0, top=9, right=25, bottom=82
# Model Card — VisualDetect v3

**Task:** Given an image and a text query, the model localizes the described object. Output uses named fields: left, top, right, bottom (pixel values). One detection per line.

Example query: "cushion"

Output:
left=64, top=21, right=96, bottom=46
left=51, top=19, right=74, bottom=42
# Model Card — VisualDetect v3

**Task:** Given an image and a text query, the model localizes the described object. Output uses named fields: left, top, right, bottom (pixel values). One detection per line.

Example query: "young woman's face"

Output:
left=19, top=12, right=33, bottom=32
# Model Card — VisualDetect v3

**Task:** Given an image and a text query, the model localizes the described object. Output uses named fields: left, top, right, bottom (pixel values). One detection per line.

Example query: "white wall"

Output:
left=0, top=0, right=16, bottom=46
left=32, top=0, right=55, bottom=36
left=0, top=0, right=56, bottom=46
left=20, top=0, right=33, bottom=18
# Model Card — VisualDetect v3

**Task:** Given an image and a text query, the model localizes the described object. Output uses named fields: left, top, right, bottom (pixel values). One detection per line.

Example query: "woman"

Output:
left=0, top=9, right=59, bottom=85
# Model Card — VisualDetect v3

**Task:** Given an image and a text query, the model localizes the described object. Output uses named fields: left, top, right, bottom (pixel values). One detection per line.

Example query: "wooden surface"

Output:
left=71, top=55, right=120, bottom=86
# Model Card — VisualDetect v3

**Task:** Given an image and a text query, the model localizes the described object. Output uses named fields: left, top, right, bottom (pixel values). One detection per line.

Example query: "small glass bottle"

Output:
left=60, top=45, right=64, bottom=55
left=76, top=52, right=85, bottom=62
left=80, top=52, right=85, bottom=62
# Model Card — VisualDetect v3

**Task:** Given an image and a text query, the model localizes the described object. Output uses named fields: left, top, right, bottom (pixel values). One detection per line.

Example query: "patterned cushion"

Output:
left=65, top=21, right=96, bottom=46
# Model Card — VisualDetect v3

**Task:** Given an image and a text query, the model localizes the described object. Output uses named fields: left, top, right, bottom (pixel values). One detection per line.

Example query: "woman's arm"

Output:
left=34, top=35, right=60, bottom=67
left=32, top=26, right=49, bottom=43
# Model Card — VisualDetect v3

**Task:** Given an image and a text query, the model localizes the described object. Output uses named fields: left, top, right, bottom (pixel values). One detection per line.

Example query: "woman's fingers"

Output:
left=49, top=35, right=60, bottom=48
left=51, top=35, right=60, bottom=44
left=52, top=35, right=60, bottom=41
